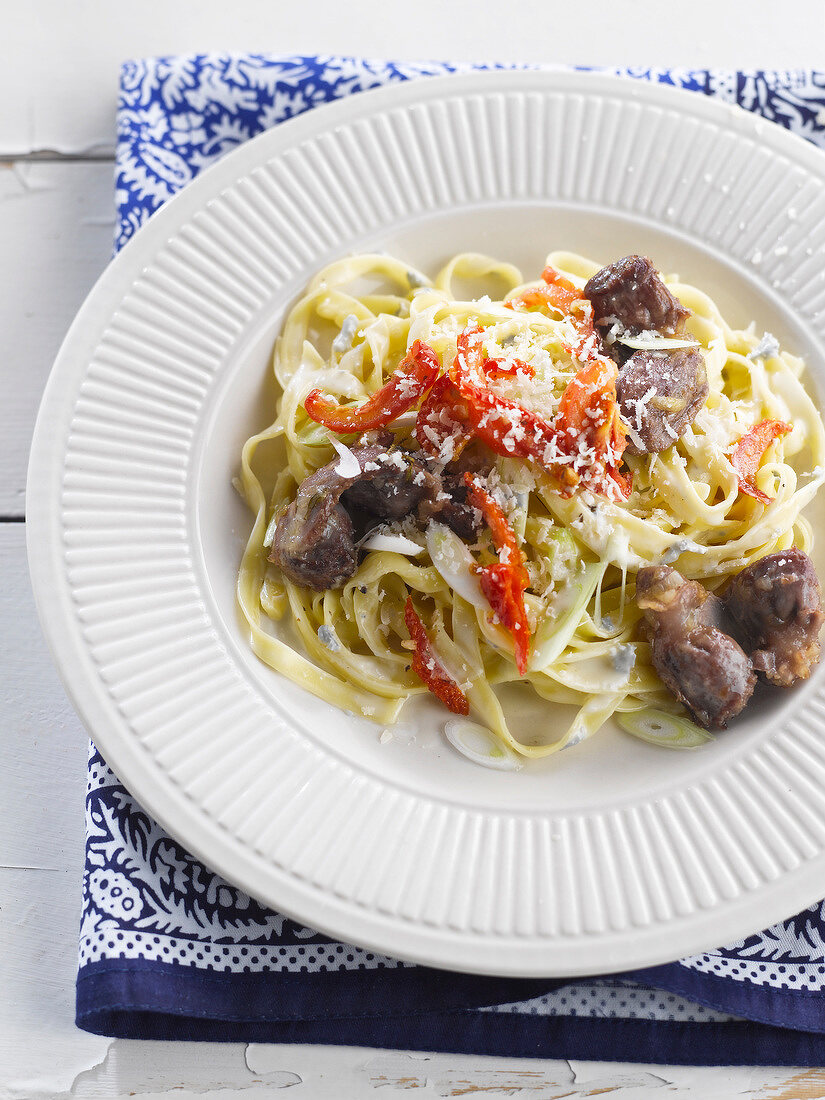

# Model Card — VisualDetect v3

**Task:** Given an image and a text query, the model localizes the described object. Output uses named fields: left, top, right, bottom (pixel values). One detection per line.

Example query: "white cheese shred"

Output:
left=329, top=435, right=361, bottom=477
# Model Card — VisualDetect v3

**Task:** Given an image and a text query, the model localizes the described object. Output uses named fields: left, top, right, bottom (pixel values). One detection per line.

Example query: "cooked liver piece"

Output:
left=416, top=472, right=481, bottom=541
left=342, top=452, right=435, bottom=520
left=584, top=255, right=690, bottom=336
left=271, top=441, right=485, bottom=590
left=724, top=549, right=824, bottom=686
left=617, top=347, right=708, bottom=454
left=270, top=441, right=400, bottom=590
left=637, top=565, right=756, bottom=729
left=272, top=500, right=357, bottom=591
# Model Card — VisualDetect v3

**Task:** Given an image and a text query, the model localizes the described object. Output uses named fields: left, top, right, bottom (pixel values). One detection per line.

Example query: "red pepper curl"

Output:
left=304, top=339, right=440, bottom=432
left=464, top=475, right=531, bottom=676
left=505, top=266, right=585, bottom=316
left=404, top=598, right=469, bottom=715
left=731, top=419, right=792, bottom=505
left=426, top=325, right=629, bottom=499
left=555, top=357, right=630, bottom=498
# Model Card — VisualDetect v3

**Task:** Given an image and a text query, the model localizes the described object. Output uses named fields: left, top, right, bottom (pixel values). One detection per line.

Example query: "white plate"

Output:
left=27, top=71, right=825, bottom=977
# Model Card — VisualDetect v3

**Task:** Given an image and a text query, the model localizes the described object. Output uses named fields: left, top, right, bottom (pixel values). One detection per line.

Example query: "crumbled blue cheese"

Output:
left=747, top=332, right=780, bottom=361
left=661, top=538, right=707, bottom=564
left=611, top=643, right=636, bottom=677
left=317, top=625, right=342, bottom=652
left=332, top=314, right=360, bottom=354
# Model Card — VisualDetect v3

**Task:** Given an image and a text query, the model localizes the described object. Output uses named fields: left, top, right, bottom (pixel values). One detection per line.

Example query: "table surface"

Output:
left=6, top=3, right=825, bottom=1097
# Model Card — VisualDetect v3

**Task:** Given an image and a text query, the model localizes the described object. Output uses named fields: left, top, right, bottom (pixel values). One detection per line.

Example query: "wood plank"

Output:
left=69, top=1044, right=825, bottom=1098
left=2, top=0, right=825, bottom=156
left=0, top=160, right=115, bottom=516
left=0, top=522, right=112, bottom=1093
left=2, top=519, right=823, bottom=1099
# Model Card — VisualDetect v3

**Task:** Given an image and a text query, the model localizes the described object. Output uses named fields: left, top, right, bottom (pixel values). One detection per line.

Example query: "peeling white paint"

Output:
left=71, top=1040, right=257, bottom=1096
left=1, top=1037, right=112, bottom=1100
left=244, top=1044, right=303, bottom=1085
left=0, top=161, right=57, bottom=201
left=0, top=159, right=114, bottom=514
left=567, top=1058, right=674, bottom=1091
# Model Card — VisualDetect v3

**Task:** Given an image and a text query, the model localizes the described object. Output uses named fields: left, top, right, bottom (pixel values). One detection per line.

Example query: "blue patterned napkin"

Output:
left=77, top=57, right=825, bottom=1063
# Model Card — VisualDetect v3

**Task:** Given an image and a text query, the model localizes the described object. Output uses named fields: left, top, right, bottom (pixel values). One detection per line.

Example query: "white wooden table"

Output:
left=5, top=3, right=825, bottom=1096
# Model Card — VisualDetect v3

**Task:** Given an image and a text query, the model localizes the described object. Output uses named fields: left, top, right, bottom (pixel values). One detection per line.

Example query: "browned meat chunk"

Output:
left=637, top=564, right=726, bottom=639
left=343, top=451, right=437, bottom=520
left=724, top=549, right=824, bottom=686
left=650, top=628, right=757, bottom=732
left=584, top=255, right=690, bottom=337
left=637, top=565, right=756, bottom=729
left=416, top=472, right=481, bottom=542
left=272, top=500, right=357, bottom=591
left=271, top=440, right=485, bottom=590
left=617, top=347, right=708, bottom=454
left=271, top=441, right=404, bottom=590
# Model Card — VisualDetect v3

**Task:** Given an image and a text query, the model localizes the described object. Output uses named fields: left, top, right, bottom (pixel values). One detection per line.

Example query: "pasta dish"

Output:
left=237, top=250, right=825, bottom=767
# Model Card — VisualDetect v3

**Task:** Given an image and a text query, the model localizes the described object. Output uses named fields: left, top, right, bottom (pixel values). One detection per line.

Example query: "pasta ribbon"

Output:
left=237, top=250, right=825, bottom=759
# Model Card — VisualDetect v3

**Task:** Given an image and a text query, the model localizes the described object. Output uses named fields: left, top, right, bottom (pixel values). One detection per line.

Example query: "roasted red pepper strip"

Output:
left=452, top=325, right=487, bottom=383
left=542, top=269, right=607, bottom=363
left=304, top=339, right=440, bottom=432
left=555, top=357, right=630, bottom=498
left=416, top=324, right=629, bottom=498
left=464, top=474, right=528, bottom=580
left=506, top=267, right=607, bottom=367
left=541, top=266, right=581, bottom=294
left=505, top=267, right=585, bottom=315
left=731, top=419, right=792, bottom=505
left=418, top=371, right=575, bottom=489
left=444, top=327, right=578, bottom=489
left=477, top=565, right=531, bottom=676
left=484, top=357, right=535, bottom=379
left=404, top=597, right=469, bottom=715
left=465, top=476, right=531, bottom=675
left=450, top=326, right=629, bottom=497
left=416, top=375, right=474, bottom=458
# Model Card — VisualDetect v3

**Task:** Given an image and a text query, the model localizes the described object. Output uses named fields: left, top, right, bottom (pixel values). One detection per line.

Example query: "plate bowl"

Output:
left=28, top=71, right=825, bottom=976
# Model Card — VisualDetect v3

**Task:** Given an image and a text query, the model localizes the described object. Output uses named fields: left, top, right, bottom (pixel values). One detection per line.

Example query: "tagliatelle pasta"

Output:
left=236, top=250, right=825, bottom=760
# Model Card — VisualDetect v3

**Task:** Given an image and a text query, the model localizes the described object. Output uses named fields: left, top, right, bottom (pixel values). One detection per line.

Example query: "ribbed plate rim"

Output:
left=26, top=69, right=825, bottom=977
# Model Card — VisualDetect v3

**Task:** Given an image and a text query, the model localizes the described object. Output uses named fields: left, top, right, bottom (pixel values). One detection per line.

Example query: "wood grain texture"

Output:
left=61, top=1047, right=825, bottom=1099
left=0, top=524, right=112, bottom=1095
left=0, top=160, right=114, bottom=516
left=3, top=0, right=825, bottom=157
